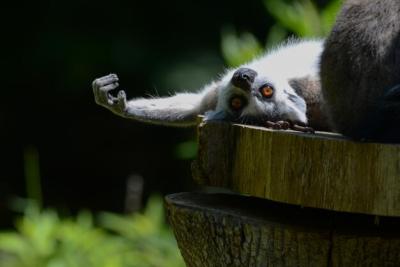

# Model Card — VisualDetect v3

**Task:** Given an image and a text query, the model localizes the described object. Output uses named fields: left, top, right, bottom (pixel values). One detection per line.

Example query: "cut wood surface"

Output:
left=192, top=120, right=400, bottom=217
left=166, top=192, right=400, bottom=267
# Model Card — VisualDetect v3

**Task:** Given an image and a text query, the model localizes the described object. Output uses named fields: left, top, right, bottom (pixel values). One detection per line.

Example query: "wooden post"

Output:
left=166, top=120, right=400, bottom=267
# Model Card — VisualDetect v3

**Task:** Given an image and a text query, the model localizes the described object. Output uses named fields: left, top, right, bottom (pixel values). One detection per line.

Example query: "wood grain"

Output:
left=166, top=193, right=400, bottom=267
left=192, top=121, right=400, bottom=217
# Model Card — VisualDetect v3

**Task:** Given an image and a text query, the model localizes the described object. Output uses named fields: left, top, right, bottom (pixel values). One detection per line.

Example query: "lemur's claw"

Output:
left=92, top=74, right=127, bottom=114
left=265, top=121, right=276, bottom=129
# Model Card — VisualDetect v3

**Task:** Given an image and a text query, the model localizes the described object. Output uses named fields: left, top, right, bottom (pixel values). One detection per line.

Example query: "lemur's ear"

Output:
left=288, top=76, right=320, bottom=103
left=289, top=76, right=331, bottom=131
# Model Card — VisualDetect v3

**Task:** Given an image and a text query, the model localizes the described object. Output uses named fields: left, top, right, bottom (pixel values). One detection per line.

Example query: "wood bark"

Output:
left=166, top=192, right=400, bottom=267
left=192, top=121, right=400, bottom=217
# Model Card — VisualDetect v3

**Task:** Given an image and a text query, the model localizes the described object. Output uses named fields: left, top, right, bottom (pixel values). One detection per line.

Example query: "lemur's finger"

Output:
left=94, top=82, right=119, bottom=106
left=117, top=90, right=127, bottom=105
left=97, top=73, right=118, bottom=81
left=118, top=90, right=126, bottom=101
left=292, top=124, right=315, bottom=133
left=117, top=90, right=126, bottom=103
left=116, top=91, right=127, bottom=110
left=93, top=75, right=119, bottom=88
left=272, top=123, right=282, bottom=130
left=265, top=121, right=276, bottom=128
left=100, top=82, right=119, bottom=92
left=276, top=121, right=290, bottom=130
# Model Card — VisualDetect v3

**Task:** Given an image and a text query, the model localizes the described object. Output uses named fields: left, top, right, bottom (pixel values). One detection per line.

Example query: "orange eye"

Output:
left=230, top=97, right=243, bottom=110
left=260, top=85, right=274, bottom=98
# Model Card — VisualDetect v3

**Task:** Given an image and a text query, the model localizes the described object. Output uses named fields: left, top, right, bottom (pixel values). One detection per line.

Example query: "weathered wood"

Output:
left=166, top=192, right=400, bottom=267
left=192, top=121, right=400, bottom=217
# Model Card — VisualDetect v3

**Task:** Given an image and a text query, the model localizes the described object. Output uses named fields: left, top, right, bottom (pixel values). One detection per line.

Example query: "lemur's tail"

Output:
left=360, top=84, right=400, bottom=142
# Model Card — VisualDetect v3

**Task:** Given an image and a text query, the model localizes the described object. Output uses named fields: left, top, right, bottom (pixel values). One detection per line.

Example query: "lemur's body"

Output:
left=93, top=39, right=330, bottom=131
left=321, top=0, right=400, bottom=142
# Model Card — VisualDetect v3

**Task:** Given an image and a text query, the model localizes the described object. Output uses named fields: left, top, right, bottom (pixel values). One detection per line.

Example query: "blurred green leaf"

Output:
left=264, top=0, right=341, bottom=37
left=174, top=140, right=198, bottom=160
left=265, top=24, right=289, bottom=51
left=321, top=0, right=342, bottom=34
left=221, top=27, right=263, bottom=67
left=222, top=0, right=341, bottom=66
left=0, top=197, right=185, bottom=267
left=0, top=233, right=30, bottom=256
left=264, top=0, right=322, bottom=37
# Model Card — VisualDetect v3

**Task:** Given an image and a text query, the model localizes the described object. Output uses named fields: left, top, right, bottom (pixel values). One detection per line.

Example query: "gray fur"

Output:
left=320, top=0, right=400, bottom=140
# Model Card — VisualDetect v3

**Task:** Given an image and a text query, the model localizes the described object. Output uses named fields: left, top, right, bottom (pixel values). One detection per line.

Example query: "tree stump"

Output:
left=166, top=120, right=400, bottom=267
left=166, top=193, right=400, bottom=267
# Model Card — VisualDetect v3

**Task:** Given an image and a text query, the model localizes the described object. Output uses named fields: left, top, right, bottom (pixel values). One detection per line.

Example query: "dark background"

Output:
left=1, top=0, right=335, bottom=227
left=1, top=0, right=275, bottom=225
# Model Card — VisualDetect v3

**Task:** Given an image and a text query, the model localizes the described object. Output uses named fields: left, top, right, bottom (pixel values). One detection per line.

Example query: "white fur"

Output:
left=92, top=39, right=323, bottom=127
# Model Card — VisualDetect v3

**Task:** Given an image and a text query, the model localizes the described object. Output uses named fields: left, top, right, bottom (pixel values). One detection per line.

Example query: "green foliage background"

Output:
left=221, top=0, right=341, bottom=67
left=0, top=197, right=184, bottom=267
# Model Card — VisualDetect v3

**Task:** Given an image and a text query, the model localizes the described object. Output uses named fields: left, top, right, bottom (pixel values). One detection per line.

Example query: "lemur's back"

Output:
left=321, top=0, right=400, bottom=141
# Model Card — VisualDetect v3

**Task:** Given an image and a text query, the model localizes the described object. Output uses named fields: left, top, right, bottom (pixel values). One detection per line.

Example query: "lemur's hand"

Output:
left=92, top=74, right=127, bottom=115
left=265, top=120, right=315, bottom=133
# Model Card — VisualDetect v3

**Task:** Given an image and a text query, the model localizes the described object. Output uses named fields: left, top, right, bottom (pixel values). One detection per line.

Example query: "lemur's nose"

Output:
left=231, top=68, right=258, bottom=91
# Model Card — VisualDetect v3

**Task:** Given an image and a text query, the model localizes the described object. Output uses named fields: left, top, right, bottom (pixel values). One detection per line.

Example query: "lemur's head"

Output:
left=214, top=67, right=307, bottom=125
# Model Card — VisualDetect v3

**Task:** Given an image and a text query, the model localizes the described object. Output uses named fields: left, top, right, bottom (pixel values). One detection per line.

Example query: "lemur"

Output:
left=320, top=0, right=400, bottom=142
left=93, top=39, right=330, bottom=132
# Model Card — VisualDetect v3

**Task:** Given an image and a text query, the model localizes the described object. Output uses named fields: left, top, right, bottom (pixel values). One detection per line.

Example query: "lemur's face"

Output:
left=216, top=68, right=307, bottom=125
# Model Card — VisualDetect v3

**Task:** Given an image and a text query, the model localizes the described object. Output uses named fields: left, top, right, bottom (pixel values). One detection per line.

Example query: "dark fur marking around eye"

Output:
left=288, top=93, right=300, bottom=103
left=284, top=88, right=302, bottom=104
left=286, top=92, right=307, bottom=112
left=229, top=95, right=248, bottom=112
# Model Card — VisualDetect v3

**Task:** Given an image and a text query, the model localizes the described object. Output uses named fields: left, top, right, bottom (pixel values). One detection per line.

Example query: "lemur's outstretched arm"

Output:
left=93, top=40, right=327, bottom=131
left=92, top=74, right=218, bottom=127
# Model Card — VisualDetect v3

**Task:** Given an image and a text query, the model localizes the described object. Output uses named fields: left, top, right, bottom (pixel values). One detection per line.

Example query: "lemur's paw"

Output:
left=92, top=74, right=127, bottom=114
left=265, top=120, right=290, bottom=130
left=265, top=120, right=314, bottom=133
left=92, top=73, right=120, bottom=105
